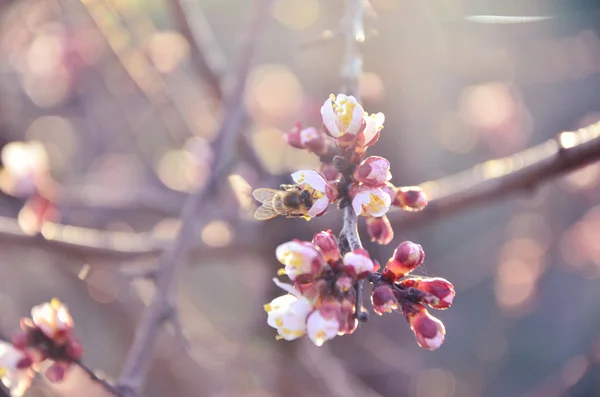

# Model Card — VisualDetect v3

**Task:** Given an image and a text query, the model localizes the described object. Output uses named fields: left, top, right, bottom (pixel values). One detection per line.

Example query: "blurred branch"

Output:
left=115, top=1, right=273, bottom=395
left=388, top=121, right=600, bottom=228
left=167, top=0, right=225, bottom=101
left=75, top=360, right=122, bottom=395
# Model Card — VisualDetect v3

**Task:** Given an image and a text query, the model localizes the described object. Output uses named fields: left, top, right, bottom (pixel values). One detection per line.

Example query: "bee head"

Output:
left=300, top=190, right=313, bottom=207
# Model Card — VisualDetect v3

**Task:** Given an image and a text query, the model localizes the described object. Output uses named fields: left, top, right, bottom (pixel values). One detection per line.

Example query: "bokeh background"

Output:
left=1, top=0, right=600, bottom=396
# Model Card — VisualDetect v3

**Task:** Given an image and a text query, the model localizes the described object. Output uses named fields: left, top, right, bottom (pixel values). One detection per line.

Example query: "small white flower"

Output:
left=275, top=241, right=325, bottom=281
left=363, top=112, right=385, bottom=145
left=306, top=310, right=340, bottom=346
left=321, top=94, right=365, bottom=137
left=343, top=251, right=377, bottom=274
left=352, top=187, right=392, bottom=217
left=264, top=294, right=313, bottom=341
left=31, top=298, right=73, bottom=340
left=0, top=342, right=33, bottom=397
left=291, top=170, right=329, bottom=218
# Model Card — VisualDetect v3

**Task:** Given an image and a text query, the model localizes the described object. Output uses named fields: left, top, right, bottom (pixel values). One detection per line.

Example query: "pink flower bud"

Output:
left=320, top=163, right=340, bottom=181
left=312, top=230, right=341, bottom=263
left=354, top=156, right=392, bottom=187
left=383, top=241, right=425, bottom=281
left=45, top=361, right=69, bottom=383
left=366, top=215, right=394, bottom=245
left=394, top=186, right=428, bottom=211
left=410, top=277, right=455, bottom=309
left=16, top=354, right=33, bottom=369
left=325, top=181, right=339, bottom=201
left=300, top=127, right=327, bottom=155
left=12, top=331, right=29, bottom=350
left=285, top=123, right=304, bottom=149
left=371, top=284, right=398, bottom=315
left=342, top=249, right=378, bottom=278
left=403, top=303, right=446, bottom=350
left=66, top=338, right=84, bottom=360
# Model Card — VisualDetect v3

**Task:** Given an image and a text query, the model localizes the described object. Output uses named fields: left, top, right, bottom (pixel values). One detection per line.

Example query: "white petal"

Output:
left=347, top=101, right=365, bottom=135
left=321, top=99, right=340, bottom=137
left=336, top=94, right=348, bottom=103
left=351, top=191, right=370, bottom=217
left=306, top=311, right=340, bottom=346
left=266, top=295, right=296, bottom=328
left=272, top=278, right=302, bottom=297
left=368, top=189, right=392, bottom=217
left=291, top=170, right=326, bottom=192
left=308, top=197, right=329, bottom=218
left=343, top=252, right=374, bottom=273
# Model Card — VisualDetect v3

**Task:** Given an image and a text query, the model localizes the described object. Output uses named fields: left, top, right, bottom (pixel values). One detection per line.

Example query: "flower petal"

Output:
left=321, top=98, right=340, bottom=137
left=272, top=278, right=302, bottom=297
left=308, top=197, right=329, bottom=218
left=291, top=170, right=326, bottom=192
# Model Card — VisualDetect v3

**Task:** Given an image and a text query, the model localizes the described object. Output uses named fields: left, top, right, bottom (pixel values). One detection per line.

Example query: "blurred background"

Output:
left=1, top=0, right=600, bottom=396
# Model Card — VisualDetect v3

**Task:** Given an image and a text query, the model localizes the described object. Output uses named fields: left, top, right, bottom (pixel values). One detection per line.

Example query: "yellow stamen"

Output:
left=281, top=328, right=291, bottom=335
left=0, top=367, right=7, bottom=378
left=50, top=298, right=61, bottom=310
left=281, top=252, right=305, bottom=268
left=277, top=268, right=287, bottom=276
left=275, top=335, right=284, bottom=341
left=293, top=330, right=304, bottom=337
left=263, top=303, right=272, bottom=312
left=275, top=318, right=284, bottom=327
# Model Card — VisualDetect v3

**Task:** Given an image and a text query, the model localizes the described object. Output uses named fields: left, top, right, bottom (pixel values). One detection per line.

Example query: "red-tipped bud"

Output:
left=16, top=354, right=33, bottom=369
left=285, top=123, right=304, bottom=149
left=312, top=230, right=340, bottom=263
left=403, top=303, right=446, bottom=350
left=394, top=186, right=428, bottom=211
left=300, top=127, right=327, bottom=155
left=403, top=277, right=455, bottom=309
left=325, top=181, right=339, bottom=201
left=371, top=284, right=399, bottom=315
left=383, top=241, right=425, bottom=281
left=354, top=156, right=392, bottom=187
left=45, top=361, right=69, bottom=383
left=366, top=215, right=394, bottom=245
left=66, top=338, right=83, bottom=360
left=320, top=163, right=340, bottom=181
left=11, top=331, right=29, bottom=350
left=342, top=249, right=378, bottom=278
left=338, top=299, right=358, bottom=335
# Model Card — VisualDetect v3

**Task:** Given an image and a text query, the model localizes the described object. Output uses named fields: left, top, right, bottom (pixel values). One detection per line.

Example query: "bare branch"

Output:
left=388, top=121, right=600, bottom=228
left=75, top=360, right=121, bottom=396
left=167, top=0, right=226, bottom=101
left=115, top=1, right=273, bottom=395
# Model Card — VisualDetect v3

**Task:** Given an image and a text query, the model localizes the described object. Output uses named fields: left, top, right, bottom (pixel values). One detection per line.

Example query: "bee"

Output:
left=252, top=184, right=314, bottom=220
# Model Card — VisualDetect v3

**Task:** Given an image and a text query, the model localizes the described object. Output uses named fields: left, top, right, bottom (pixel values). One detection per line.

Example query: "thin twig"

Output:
left=387, top=122, right=600, bottom=228
left=75, top=360, right=121, bottom=395
left=167, top=0, right=225, bottom=100
left=115, top=1, right=273, bottom=395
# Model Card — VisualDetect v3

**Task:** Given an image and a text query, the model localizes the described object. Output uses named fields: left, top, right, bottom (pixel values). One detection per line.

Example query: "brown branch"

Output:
left=388, top=121, right=600, bottom=228
left=167, top=0, right=225, bottom=101
left=115, top=1, right=273, bottom=395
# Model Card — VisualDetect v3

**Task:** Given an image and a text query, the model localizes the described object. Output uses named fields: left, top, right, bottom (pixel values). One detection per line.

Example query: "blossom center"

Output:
left=281, top=251, right=305, bottom=268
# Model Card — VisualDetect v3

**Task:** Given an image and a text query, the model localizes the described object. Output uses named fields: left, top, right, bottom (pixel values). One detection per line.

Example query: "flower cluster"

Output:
left=1, top=299, right=82, bottom=395
left=265, top=230, right=376, bottom=345
left=258, top=94, right=455, bottom=350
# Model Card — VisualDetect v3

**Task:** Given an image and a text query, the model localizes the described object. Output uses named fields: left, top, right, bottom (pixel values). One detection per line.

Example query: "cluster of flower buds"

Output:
left=258, top=94, right=455, bottom=350
left=371, top=241, right=455, bottom=349
left=265, top=230, right=378, bottom=345
left=1, top=299, right=82, bottom=395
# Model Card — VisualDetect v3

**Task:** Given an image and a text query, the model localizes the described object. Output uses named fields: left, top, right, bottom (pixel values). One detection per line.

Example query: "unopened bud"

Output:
left=338, top=299, right=358, bottom=335
left=343, top=249, right=378, bottom=278
left=285, top=123, right=304, bottom=149
left=383, top=241, right=425, bottom=281
left=366, top=215, right=394, bottom=245
left=45, top=362, right=68, bottom=383
left=300, top=127, right=327, bottom=155
left=400, top=277, right=455, bottom=309
left=11, top=331, right=29, bottom=350
left=403, top=303, right=446, bottom=350
left=371, top=284, right=398, bottom=315
left=312, top=230, right=340, bottom=263
left=394, top=186, right=428, bottom=211
left=325, top=181, right=339, bottom=201
left=354, top=156, right=392, bottom=187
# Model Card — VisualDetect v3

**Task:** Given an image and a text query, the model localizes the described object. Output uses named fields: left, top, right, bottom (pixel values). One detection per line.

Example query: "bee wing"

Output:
left=252, top=188, right=277, bottom=207
left=254, top=205, right=279, bottom=220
